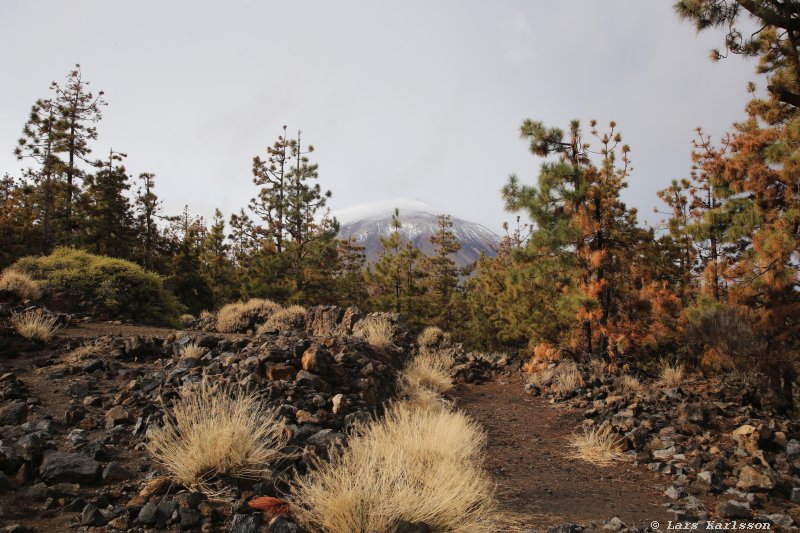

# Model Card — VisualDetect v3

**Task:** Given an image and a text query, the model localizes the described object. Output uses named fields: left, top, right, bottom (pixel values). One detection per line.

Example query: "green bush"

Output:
left=13, top=247, right=181, bottom=326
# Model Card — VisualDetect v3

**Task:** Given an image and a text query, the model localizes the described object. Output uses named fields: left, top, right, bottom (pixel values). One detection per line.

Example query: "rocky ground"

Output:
left=0, top=305, right=410, bottom=532
left=1, top=302, right=798, bottom=532
left=507, top=360, right=800, bottom=532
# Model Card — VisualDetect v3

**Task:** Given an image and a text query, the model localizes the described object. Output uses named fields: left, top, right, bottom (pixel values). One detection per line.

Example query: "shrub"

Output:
left=147, top=380, right=287, bottom=496
left=553, top=361, right=585, bottom=394
left=523, top=343, right=561, bottom=373
left=684, top=301, right=764, bottom=372
left=402, top=351, right=455, bottom=402
left=526, top=365, right=556, bottom=389
left=216, top=298, right=282, bottom=333
left=570, top=425, right=623, bottom=466
left=291, top=402, right=496, bottom=533
left=180, top=342, right=205, bottom=359
left=659, top=361, right=684, bottom=387
left=256, top=305, right=307, bottom=334
left=12, top=248, right=180, bottom=326
left=11, top=309, right=61, bottom=342
left=180, top=314, right=196, bottom=328
left=616, top=374, right=642, bottom=394
left=0, top=269, right=41, bottom=300
left=354, top=316, right=395, bottom=349
left=417, top=326, right=451, bottom=351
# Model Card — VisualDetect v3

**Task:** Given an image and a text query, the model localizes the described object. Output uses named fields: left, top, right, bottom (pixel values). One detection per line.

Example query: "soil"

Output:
left=453, top=376, right=673, bottom=531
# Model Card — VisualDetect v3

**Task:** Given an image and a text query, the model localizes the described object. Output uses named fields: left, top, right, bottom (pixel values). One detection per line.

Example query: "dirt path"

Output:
left=452, top=376, right=672, bottom=531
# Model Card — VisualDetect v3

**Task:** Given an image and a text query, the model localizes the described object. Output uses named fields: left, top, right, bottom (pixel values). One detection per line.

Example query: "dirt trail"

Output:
left=453, top=376, right=672, bottom=531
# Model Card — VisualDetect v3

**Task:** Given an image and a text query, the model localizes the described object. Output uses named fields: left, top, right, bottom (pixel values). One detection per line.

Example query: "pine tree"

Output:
left=50, top=64, right=106, bottom=232
left=202, top=209, right=236, bottom=307
left=334, top=237, right=368, bottom=308
left=15, top=97, right=64, bottom=248
left=134, top=172, right=164, bottom=271
left=167, top=206, right=214, bottom=314
left=674, top=0, right=800, bottom=112
left=80, top=149, right=136, bottom=258
left=503, top=119, right=641, bottom=359
left=250, top=126, right=291, bottom=253
left=424, top=214, right=462, bottom=329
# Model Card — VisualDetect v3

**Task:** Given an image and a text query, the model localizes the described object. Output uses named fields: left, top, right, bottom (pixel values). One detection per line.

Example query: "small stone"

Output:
left=737, top=465, right=774, bottom=491
left=716, top=500, right=751, bottom=519
left=331, top=394, right=348, bottom=415
left=230, top=513, right=262, bottom=533
left=664, top=485, right=684, bottom=500
left=268, top=517, right=298, bottom=532
left=732, top=424, right=760, bottom=453
left=266, top=363, right=296, bottom=381
left=140, top=476, right=172, bottom=497
left=81, top=503, right=107, bottom=526
left=180, top=507, right=202, bottom=528
left=0, top=402, right=27, bottom=425
left=137, top=501, right=158, bottom=525
left=102, top=461, right=131, bottom=482
left=105, top=405, right=131, bottom=428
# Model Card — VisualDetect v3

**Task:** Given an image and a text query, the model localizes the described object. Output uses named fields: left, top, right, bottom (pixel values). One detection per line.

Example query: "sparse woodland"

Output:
left=1, top=1, right=800, bottom=532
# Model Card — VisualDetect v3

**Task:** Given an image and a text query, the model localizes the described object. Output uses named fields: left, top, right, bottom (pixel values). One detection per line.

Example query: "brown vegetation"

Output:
left=147, top=380, right=287, bottom=496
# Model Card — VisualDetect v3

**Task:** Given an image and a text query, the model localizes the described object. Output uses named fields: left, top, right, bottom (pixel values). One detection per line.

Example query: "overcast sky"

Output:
left=0, top=1, right=758, bottom=234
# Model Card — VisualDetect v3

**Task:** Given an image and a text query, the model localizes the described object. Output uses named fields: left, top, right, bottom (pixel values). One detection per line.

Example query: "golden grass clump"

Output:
left=400, top=351, right=456, bottom=410
left=256, top=305, right=307, bottom=334
left=11, top=309, right=60, bottom=342
left=570, top=425, right=623, bottom=466
left=291, top=402, right=496, bottom=533
left=659, top=361, right=685, bottom=388
left=147, top=380, right=287, bottom=496
left=180, top=314, right=196, bottom=327
left=553, top=361, right=585, bottom=394
left=417, top=326, right=451, bottom=351
left=616, top=374, right=642, bottom=395
left=215, top=298, right=282, bottom=333
left=180, top=342, right=205, bottom=359
left=354, top=316, right=395, bottom=349
left=0, top=269, right=41, bottom=300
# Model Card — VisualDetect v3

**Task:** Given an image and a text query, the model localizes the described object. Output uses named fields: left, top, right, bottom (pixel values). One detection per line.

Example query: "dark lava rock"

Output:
left=39, top=451, right=99, bottom=484
left=230, top=513, right=262, bottom=533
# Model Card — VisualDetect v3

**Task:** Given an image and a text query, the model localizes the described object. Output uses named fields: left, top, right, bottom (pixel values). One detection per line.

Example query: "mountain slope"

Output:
left=335, top=199, right=500, bottom=267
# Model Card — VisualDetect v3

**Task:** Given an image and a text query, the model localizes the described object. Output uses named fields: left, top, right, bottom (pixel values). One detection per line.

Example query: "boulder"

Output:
left=39, top=451, right=99, bottom=484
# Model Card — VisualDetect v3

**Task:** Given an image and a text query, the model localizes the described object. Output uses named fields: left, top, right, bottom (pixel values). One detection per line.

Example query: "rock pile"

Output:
left=0, top=306, right=409, bottom=531
left=526, top=362, right=800, bottom=529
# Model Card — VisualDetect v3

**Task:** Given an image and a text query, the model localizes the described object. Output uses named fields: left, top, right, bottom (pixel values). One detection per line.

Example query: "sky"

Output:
left=0, top=1, right=759, bottom=235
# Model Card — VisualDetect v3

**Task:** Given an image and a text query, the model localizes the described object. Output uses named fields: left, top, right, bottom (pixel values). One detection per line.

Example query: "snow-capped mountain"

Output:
left=334, top=199, right=501, bottom=267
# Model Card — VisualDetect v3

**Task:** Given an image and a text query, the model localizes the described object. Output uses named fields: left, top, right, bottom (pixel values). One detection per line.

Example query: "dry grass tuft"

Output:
left=354, top=317, right=395, bottom=349
left=11, top=309, right=60, bottom=342
left=401, top=350, right=455, bottom=407
left=147, top=380, right=287, bottom=496
left=616, top=374, right=642, bottom=394
left=552, top=361, right=585, bottom=394
left=659, top=361, right=684, bottom=388
left=256, top=305, right=307, bottom=334
left=417, top=326, right=451, bottom=350
left=570, top=425, right=623, bottom=466
left=0, top=269, right=41, bottom=300
left=64, top=342, right=104, bottom=364
left=588, top=358, right=611, bottom=380
left=180, top=342, right=205, bottom=359
left=180, top=314, right=196, bottom=327
left=216, top=298, right=282, bottom=333
left=291, top=402, right=496, bottom=533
